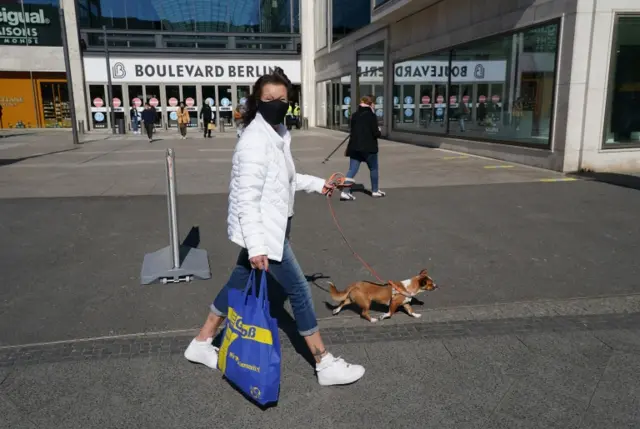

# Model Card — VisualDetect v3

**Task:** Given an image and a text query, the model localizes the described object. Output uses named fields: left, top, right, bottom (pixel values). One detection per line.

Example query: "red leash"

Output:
left=324, top=173, right=413, bottom=298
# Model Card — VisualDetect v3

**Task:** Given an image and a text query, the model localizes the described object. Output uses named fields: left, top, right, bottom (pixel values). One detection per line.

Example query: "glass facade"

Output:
left=604, top=15, right=640, bottom=146
left=1, top=0, right=62, bottom=46
left=392, top=21, right=560, bottom=147
left=332, top=0, right=370, bottom=42
left=356, top=41, right=385, bottom=128
left=76, top=0, right=299, bottom=33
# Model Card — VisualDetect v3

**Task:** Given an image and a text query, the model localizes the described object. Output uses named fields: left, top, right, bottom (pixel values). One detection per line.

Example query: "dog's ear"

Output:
left=419, top=269, right=428, bottom=278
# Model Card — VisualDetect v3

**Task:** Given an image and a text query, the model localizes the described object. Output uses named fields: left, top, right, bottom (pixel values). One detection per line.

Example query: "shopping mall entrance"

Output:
left=88, top=83, right=255, bottom=131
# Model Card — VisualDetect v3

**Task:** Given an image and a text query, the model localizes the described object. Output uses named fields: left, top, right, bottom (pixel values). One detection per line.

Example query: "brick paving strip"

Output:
left=2, top=294, right=640, bottom=368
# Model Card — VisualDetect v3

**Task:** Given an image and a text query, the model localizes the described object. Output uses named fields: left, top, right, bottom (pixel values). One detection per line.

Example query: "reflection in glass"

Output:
left=332, top=0, right=370, bottom=42
left=77, top=0, right=297, bottom=33
left=605, top=16, right=640, bottom=145
left=392, top=21, right=559, bottom=146
left=357, top=41, right=385, bottom=127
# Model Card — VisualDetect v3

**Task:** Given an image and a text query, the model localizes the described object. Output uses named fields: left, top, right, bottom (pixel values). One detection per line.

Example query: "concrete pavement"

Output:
left=1, top=129, right=639, bottom=428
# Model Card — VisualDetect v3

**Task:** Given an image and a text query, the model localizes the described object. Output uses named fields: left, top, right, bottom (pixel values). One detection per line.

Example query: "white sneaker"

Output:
left=316, top=353, right=365, bottom=386
left=184, top=337, right=219, bottom=370
left=340, top=192, right=356, bottom=201
left=372, top=190, right=386, bottom=198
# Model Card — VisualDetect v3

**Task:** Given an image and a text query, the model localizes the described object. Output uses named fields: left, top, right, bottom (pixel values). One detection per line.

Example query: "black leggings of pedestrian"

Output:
left=204, top=126, right=211, bottom=138
left=179, top=124, right=187, bottom=137
left=144, top=123, right=154, bottom=140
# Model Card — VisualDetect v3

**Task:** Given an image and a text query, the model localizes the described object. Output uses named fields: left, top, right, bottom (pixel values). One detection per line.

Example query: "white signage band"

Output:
left=83, top=57, right=302, bottom=84
left=344, top=60, right=507, bottom=84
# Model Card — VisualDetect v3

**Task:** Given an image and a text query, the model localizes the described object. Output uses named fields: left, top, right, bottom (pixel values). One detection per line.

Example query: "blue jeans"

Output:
left=131, top=117, right=139, bottom=132
left=211, top=237, right=318, bottom=336
left=346, top=152, right=379, bottom=193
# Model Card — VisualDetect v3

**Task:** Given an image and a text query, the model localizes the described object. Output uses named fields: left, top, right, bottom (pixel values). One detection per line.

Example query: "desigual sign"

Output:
left=350, top=60, right=507, bottom=83
left=0, top=5, right=61, bottom=46
left=83, top=57, right=302, bottom=84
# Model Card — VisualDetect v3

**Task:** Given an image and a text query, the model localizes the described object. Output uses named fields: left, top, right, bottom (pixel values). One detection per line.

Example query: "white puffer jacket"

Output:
left=227, top=113, right=326, bottom=262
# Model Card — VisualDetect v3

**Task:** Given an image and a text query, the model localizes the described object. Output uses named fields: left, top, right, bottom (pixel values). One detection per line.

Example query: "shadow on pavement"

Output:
left=575, top=171, right=640, bottom=191
left=0, top=147, right=80, bottom=167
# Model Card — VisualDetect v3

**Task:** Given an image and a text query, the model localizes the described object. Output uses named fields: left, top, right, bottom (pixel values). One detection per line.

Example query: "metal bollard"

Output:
left=140, top=148, right=211, bottom=284
left=302, top=117, right=309, bottom=130
left=78, top=120, right=85, bottom=134
left=219, top=121, right=225, bottom=133
left=165, top=148, right=181, bottom=270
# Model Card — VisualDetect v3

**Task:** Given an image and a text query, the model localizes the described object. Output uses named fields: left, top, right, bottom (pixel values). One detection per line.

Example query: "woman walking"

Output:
left=340, top=96, right=385, bottom=201
left=177, top=101, right=190, bottom=139
left=184, top=67, right=365, bottom=386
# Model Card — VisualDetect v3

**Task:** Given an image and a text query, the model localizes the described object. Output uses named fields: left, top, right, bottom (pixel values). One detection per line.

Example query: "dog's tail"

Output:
left=328, top=282, right=350, bottom=302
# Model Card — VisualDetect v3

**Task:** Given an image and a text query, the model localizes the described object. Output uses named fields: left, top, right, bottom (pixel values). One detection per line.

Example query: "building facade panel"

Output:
left=314, top=0, right=640, bottom=172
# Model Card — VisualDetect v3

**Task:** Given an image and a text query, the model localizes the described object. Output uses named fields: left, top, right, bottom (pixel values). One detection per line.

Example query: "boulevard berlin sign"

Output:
left=83, top=57, right=302, bottom=84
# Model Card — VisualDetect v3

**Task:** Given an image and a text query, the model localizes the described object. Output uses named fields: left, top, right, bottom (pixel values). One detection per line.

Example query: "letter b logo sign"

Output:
left=112, top=62, right=126, bottom=79
left=474, top=64, right=485, bottom=80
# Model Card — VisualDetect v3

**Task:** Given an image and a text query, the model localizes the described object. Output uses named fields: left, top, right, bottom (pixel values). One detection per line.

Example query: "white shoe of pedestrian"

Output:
left=184, top=337, right=219, bottom=370
left=340, top=191, right=356, bottom=201
left=372, top=190, right=386, bottom=198
left=316, top=353, right=365, bottom=386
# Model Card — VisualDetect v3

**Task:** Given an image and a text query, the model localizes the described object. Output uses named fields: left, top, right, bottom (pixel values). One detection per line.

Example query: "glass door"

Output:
left=89, top=84, right=107, bottom=129
left=39, top=82, right=71, bottom=128
left=218, top=85, right=233, bottom=128
left=236, top=85, right=250, bottom=127
left=165, top=85, right=180, bottom=128
left=202, top=85, right=217, bottom=127
left=144, top=85, right=162, bottom=127
left=182, top=85, right=198, bottom=127
left=340, top=82, right=351, bottom=129
left=419, top=84, right=433, bottom=129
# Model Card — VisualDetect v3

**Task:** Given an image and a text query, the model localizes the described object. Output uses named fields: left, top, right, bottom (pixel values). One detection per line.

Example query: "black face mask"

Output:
left=257, top=100, right=289, bottom=126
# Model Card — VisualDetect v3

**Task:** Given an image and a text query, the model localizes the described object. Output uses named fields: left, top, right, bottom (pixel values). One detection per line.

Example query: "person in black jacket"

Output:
left=341, top=96, right=385, bottom=201
left=200, top=103, right=214, bottom=138
left=140, top=103, right=156, bottom=142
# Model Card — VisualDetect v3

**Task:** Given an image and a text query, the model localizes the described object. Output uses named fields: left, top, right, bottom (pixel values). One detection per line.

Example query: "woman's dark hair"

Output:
left=242, top=67, right=292, bottom=127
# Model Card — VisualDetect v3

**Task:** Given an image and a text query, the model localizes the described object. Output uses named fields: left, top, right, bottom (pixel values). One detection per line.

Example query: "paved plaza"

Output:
left=1, top=128, right=640, bottom=428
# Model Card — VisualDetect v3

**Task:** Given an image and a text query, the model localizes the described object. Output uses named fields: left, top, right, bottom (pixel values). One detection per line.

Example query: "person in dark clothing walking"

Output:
left=200, top=103, right=214, bottom=138
left=341, top=96, right=385, bottom=201
left=141, top=103, right=156, bottom=142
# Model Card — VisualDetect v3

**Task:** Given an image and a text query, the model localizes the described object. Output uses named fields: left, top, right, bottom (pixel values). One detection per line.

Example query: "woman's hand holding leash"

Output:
left=322, top=172, right=353, bottom=197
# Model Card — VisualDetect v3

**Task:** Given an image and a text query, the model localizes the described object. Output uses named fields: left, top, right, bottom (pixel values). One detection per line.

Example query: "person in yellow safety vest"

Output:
left=287, top=103, right=293, bottom=117
left=293, top=103, right=300, bottom=118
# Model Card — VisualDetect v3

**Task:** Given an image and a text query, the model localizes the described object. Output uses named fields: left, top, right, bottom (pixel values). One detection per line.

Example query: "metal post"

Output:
left=165, top=149, right=181, bottom=269
left=103, top=25, right=116, bottom=134
left=60, top=8, right=80, bottom=145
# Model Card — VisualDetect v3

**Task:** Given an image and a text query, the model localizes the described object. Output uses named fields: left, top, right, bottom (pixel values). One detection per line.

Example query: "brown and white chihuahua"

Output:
left=329, top=269, right=437, bottom=323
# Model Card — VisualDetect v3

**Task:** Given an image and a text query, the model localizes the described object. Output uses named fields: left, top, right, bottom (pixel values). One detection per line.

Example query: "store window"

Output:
left=332, top=0, right=370, bottom=42
left=604, top=15, right=640, bottom=146
left=392, top=21, right=559, bottom=147
left=357, top=41, right=385, bottom=127
left=1, top=0, right=62, bottom=46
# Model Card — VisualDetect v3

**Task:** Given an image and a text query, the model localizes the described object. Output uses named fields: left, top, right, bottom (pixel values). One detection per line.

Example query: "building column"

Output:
left=61, top=0, right=89, bottom=130
left=300, top=0, right=316, bottom=127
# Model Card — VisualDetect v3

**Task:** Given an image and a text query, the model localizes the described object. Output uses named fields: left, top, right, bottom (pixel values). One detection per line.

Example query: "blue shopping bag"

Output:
left=217, top=270, right=281, bottom=405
